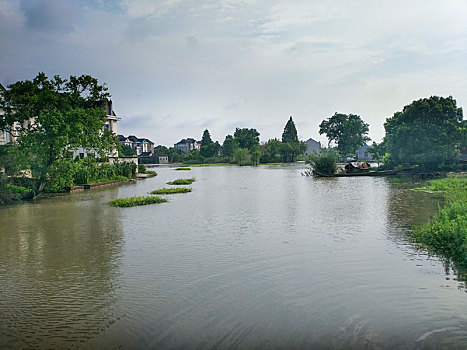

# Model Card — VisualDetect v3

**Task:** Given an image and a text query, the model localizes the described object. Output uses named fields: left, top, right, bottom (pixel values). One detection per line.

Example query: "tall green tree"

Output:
left=319, top=113, right=370, bottom=157
left=0, top=73, right=117, bottom=195
left=282, top=116, right=299, bottom=144
left=201, top=129, right=213, bottom=146
left=221, top=134, right=238, bottom=159
left=383, top=96, right=465, bottom=170
left=281, top=116, right=302, bottom=162
left=233, top=128, right=260, bottom=150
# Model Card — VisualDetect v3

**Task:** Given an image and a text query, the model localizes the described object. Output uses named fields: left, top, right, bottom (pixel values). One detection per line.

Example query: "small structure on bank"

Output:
left=345, top=161, right=371, bottom=174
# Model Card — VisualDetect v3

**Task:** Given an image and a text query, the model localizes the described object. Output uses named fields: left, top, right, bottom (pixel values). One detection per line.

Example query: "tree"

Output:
left=281, top=116, right=302, bottom=162
left=233, top=148, right=251, bottom=166
left=222, top=134, right=238, bottom=159
left=282, top=116, right=299, bottom=144
left=260, top=139, right=283, bottom=163
left=234, top=128, right=260, bottom=150
left=383, top=96, right=465, bottom=170
left=319, top=113, right=370, bottom=157
left=0, top=73, right=117, bottom=195
left=119, top=144, right=136, bottom=157
left=201, top=129, right=213, bottom=146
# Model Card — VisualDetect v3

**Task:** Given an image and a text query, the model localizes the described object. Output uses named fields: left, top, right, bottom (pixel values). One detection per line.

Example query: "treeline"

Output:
left=313, top=96, right=467, bottom=173
left=148, top=116, right=307, bottom=165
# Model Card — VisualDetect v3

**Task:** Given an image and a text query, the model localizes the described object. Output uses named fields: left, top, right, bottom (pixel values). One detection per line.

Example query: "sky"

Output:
left=1, top=0, right=467, bottom=147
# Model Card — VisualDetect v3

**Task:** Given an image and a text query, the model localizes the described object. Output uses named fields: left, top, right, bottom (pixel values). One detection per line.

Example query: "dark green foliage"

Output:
left=138, top=164, right=146, bottom=173
left=282, top=116, right=299, bottom=144
left=183, top=150, right=204, bottom=164
left=167, top=178, right=195, bottom=185
left=234, top=128, right=260, bottom=150
left=109, top=196, right=168, bottom=207
left=72, top=159, right=136, bottom=186
left=175, top=167, right=191, bottom=170
left=410, top=175, right=467, bottom=266
left=0, top=73, right=118, bottom=196
left=308, top=148, right=339, bottom=174
left=260, top=139, right=283, bottom=163
left=201, top=141, right=220, bottom=158
left=233, top=148, right=251, bottom=166
left=222, top=135, right=238, bottom=158
left=119, top=144, right=136, bottom=156
left=201, top=129, right=213, bottom=146
left=384, top=96, right=465, bottom=170
left=319, top=113, right=370, bottom=157
left=150, top=187, right=192, bottom=194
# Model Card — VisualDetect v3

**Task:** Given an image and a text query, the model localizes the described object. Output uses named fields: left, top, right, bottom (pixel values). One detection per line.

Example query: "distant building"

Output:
left=356, top=143, right=373, bottom=161
left=304, top=138, right=321, bottom=155
left=174, top=138, right=200, bottom=154
left=118, top=135, right=155, bottom=156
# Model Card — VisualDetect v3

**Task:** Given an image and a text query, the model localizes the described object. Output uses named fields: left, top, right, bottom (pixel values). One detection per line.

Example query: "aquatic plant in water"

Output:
left=150, top=187, right=191, bottom=194
left=109, top=196, right=167, bottom=207
left=167, top=178, right=195, bottom=185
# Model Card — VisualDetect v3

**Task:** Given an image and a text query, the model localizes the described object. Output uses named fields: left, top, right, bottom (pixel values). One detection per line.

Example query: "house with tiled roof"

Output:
left=174, top=138, right=200, bottom=154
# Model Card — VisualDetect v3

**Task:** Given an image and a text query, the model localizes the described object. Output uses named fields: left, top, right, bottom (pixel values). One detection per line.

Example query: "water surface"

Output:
left=1, top=164, right=466, bottom=349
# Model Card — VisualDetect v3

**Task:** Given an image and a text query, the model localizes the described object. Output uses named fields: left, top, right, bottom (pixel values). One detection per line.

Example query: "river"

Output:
left=1, top=164, right=466, bottom=349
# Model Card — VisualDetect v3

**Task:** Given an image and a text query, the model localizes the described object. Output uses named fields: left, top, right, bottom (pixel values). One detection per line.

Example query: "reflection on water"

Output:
left=1, top=165, right=467, bottom=349
left=0, top=189, right=123, bottom=349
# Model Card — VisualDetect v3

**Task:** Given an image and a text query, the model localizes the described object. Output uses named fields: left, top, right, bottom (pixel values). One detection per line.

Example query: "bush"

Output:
left=138, top=164, right=147, bottom=173
left=308, top=149, right=339, bottom=174
left=109, top=196, right=168, bottom=207
left=410, top=175, right=467, bottom=266
left=167, top=178, right=195, bottom=185
left=150, top=187, right=192, bottom=194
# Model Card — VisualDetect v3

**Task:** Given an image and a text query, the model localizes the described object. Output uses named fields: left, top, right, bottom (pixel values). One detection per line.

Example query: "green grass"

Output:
left=190, top=163, right=226, bottom=167
left=409, top=175, right=467, bottom=266
left=412, top=175, right=467, bottom=194
left=151, top=187, right=191, bottom=194
left=167, top=178, right=195, bottom=185
left=145, top=170, right=158, bottom=176
left=260, top=162, right=284, bottom=165
left=175, top=167, right=191, bottom=170
left=109, top=196, right=168, bottom=207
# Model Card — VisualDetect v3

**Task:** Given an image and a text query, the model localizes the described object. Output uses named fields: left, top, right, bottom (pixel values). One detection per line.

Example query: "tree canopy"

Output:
left=0, top=73, right=117, bottom=194
left=383, top=95, right=466, bottom=169
left=234, top=128, right=260, bottom=150
left=282, top=116, right=299, bottom=144
left=319, top=113, right=370, bottom=157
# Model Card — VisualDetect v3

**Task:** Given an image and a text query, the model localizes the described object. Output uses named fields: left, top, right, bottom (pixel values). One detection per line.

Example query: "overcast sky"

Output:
left=1, top=0, right=466, bottom=146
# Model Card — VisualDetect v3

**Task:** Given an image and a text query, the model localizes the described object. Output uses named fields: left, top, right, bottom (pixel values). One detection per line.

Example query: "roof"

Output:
left=0, top=82, right=6, bottom=92
left=155, top=152, right=168, bottom=157
left=176, top=138, right=198, bottom=145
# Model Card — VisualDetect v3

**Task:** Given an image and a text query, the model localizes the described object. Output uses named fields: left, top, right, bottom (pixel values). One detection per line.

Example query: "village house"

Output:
left=174, top=138, right=200, bottom=154
left=304, top=138, right=321, bottom=156
left=356, top=143, right=373, bottom=161
left=118, top=135, right=155, bottom=156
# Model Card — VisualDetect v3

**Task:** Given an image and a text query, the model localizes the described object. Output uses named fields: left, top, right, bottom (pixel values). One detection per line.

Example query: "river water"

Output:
left=1, top=164, right=466, bottom=349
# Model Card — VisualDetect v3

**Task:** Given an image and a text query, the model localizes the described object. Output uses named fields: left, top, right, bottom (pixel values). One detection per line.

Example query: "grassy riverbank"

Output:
left=410, top=175, right=467, bottom=266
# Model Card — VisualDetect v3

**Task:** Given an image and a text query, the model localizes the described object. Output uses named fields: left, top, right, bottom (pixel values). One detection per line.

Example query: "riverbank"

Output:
left=410, top=175, right=467, bottom=266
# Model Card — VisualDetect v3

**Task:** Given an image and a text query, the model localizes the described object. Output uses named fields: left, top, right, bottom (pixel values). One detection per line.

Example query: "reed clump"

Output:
left=167, top=178, right=195, bottom=185
left=109, top=196, right=167, bottom=207
left=151, top=187, right=191, bottom=194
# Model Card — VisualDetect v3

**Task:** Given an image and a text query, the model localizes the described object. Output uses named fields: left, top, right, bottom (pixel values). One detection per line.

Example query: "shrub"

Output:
left=167, top=178, right=195, bottom=185
left=138, top=164, right=147, bottom=173
left=308, top=149, right=339, bottom=174
left=150, top=187, right=192, bottom=194
left=109, top=196, right=168, bottom=207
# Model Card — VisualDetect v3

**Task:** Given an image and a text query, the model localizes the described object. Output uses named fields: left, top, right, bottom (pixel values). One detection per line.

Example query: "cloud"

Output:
left=20, top=0, right=80, bottom=32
